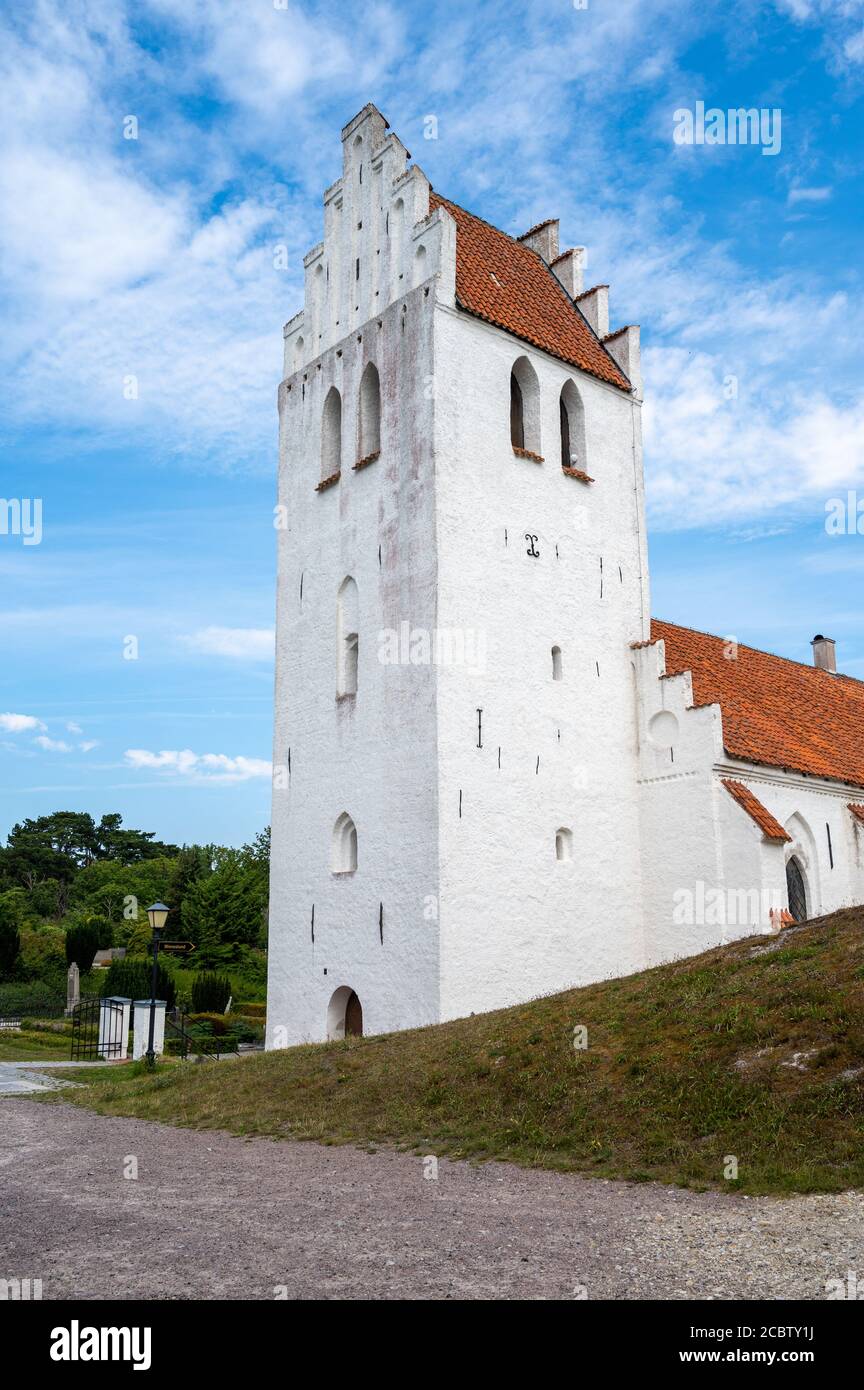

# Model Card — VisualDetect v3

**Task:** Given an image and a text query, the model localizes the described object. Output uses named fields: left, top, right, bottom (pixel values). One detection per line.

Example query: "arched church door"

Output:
left=345, top=991, right=363, bottom=1037
left=786, top=857, right=807, bottom=922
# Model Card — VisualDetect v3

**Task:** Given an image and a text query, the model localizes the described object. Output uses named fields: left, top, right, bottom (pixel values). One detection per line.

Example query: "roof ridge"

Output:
left=653, top=617, right=863, bottom=688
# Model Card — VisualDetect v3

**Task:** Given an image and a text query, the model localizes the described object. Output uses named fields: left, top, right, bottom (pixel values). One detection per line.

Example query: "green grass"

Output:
left=38, top=907, right=864, bottom=1194
left=0, top=1024, right=73, bottom=1062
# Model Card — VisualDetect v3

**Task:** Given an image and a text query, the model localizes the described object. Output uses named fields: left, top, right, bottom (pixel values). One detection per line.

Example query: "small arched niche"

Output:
left=331, top=812, right=358, bottom=873
left=555, top=828, right=573, bottom=862
left=336, top=576, right=359, bottom=696
left=551, top=645, right=563, bottom=681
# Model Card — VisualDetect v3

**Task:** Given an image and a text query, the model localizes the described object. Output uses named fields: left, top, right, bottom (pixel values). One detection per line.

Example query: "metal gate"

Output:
left=70, top=998, right=126, bottom=1060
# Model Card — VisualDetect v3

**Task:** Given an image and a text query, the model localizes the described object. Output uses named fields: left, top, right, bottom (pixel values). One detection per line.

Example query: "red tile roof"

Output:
left=653, top=620, right=864, bottom=789
left=429, top=193, right=631, bottom=393
left=721, top=779, right=792, bottom=841
left=849, top=804, right=864, bottom=825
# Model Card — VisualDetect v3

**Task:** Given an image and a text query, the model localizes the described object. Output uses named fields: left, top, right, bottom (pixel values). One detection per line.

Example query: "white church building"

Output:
left=266, top=104, right=864, bottom=1047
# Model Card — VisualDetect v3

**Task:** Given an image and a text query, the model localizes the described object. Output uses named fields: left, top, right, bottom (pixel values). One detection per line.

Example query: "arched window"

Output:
left=786, top=856, right=808, bottom=922
left=332, top=813, right=358, bottom=873
left=510, top=356, right=541, bottom=455
left=560, top=379, right=586, bottom=472
left=358, top=362, right=381, bottom=461
left=336, top=576, right=359, bottom=696
left=510, top=373, right=524, bottom=449
left=414, top=242, right=428, bottom=286
left=321, top=387, right=342, bottom=480
left=390, top=198, right=404, bottom=287
left=555, top=828, right=573, bottom=862
left=551, top=645, right=563, bottom=681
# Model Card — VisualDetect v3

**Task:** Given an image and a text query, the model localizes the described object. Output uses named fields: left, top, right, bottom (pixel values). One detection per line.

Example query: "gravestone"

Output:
left=66, top=962, right=80, bottom=1016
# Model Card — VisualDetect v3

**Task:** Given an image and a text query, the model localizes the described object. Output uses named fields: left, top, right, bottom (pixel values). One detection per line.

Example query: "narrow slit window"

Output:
left=344, top=633, right=358, bottom=695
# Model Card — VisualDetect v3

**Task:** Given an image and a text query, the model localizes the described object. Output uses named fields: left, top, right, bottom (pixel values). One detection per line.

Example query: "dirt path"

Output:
left=1, top=1099, right=860, bottom=1300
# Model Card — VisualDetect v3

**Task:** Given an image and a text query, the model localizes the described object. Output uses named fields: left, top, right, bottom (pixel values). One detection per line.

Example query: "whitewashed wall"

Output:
left=634, top=637, right=864, bottom=967
left=433, top=308, right=650, bottom=1018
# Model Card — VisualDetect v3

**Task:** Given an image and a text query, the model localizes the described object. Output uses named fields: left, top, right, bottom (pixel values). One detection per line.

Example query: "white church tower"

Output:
left=266, top=104, right=650, bottom=1046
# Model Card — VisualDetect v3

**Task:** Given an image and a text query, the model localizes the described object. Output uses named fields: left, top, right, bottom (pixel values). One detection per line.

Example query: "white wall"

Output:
left=267, top=288, right=443, bottom=1046
left=432, top=307, right=650, bottom=1018
left=634, top=636, right=864, bottom=966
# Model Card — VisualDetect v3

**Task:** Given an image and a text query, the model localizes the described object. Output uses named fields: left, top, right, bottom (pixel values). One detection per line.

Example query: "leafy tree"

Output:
left=182, top=853, right=267, bottom=957
left=1, top=817, right=80, bottom=889
left=70, top=857, right=177, bottom=924
left=167, top=845, right=214, bottom=936
left=0, top=893, right=23, bottom=979
left=0, top=812, right=180, bottom=894
left=26, top=878, right=68, bottom=921
left=94, top=813, right=179, bottom=864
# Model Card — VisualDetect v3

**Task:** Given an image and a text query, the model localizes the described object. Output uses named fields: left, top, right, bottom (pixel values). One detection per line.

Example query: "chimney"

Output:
left=811, top=634, right=837, bottom=673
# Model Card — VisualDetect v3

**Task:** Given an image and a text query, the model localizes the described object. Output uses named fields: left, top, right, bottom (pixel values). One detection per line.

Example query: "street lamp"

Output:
left=145, top=902, right=170, bottom=1067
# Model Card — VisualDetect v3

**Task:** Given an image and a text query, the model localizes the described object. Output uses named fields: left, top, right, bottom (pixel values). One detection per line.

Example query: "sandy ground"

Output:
left=1, top=1097, right=861, bottom=1300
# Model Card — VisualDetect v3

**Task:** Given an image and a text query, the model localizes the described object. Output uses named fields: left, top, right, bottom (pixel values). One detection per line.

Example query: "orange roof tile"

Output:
left=849, top=804, right=864, bottom=824
left=429, top=193, right=631, bottom=393
left=654, top=620, right=864, bottom=789
left=721, top=779, right=792, bottom=841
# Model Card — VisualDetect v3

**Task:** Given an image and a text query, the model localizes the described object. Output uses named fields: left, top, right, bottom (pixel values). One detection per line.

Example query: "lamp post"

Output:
left=145, top=902, right=169, bottom=1067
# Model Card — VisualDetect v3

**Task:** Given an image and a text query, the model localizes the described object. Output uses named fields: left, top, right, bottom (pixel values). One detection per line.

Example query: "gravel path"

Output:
left=0, top=1098, right=861, bottom=1300
left=0, top=1062, right=107, bottom=1095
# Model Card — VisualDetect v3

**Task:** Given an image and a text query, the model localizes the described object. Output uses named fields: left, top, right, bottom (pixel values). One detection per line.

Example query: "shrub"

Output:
left=188, top=1011, right=230, bottom=1036
left=65, top=921, right=103, bottom=971
left=0, top=980, right=66, bottom=1016
left=100, top=958, right=176, bottom=1010
left=191, top=973, right=233, bottom=1014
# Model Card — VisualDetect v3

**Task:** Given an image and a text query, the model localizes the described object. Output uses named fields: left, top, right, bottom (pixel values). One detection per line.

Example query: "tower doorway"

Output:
left=786, top=856, right=808, bottom=923
left=345, top=991, right=363, bottom=1036
left=326, top=986, right=363, bottom=1040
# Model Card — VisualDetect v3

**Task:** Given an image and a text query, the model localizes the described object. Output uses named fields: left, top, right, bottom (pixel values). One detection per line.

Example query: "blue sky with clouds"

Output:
left=1, top=0, right=862, bottom=848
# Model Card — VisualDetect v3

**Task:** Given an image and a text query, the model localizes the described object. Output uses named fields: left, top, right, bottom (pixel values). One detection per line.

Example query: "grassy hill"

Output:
left=46, top=907, right=864, bottom=1194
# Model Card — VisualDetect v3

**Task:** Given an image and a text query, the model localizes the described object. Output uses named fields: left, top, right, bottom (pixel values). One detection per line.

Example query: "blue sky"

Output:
left=1, top=0, right=862, bottom=848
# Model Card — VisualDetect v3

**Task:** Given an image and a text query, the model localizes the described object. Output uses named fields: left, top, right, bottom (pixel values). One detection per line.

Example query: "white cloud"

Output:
left=0, top=147, right=187, bottom=304
left=66, top=721, right=83, bottom=734
left=125, top=747, right=271, bottom=782
left=34, top=735, right=72, bottom=752
left=0, top=712, right=45, bottom=733
left=788, top=185, right=833, bottom=204
left=185, top=626, right=274, bottom=661
left=845, top=28, right=864, bottom=60
left=142, top=0, right=403, bottom=113
left=643, top=346, right=864, bottom=528
left=79, top=740, right=99, bottom=752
